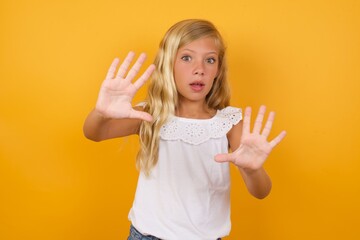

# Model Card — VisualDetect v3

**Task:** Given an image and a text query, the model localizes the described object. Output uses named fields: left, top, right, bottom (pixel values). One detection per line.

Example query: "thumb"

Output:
left=130, top=110, right=153, bottom=122
left=214, top=153, right=234, bottom=163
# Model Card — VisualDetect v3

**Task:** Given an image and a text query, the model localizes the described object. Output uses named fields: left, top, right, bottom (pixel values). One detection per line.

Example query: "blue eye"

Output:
left=181, top=56, right=191, bottom=61
left=206, top=58, right=216, bottom=64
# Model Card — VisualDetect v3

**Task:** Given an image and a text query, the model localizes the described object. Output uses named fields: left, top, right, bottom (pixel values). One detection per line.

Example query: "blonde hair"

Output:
left=137, top=19, right=231, bottom=175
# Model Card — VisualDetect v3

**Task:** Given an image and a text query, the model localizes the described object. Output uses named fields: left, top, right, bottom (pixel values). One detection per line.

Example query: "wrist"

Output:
left=238, top=166, right=263, bottom=176
left=93, top=108, right=110, bottom=120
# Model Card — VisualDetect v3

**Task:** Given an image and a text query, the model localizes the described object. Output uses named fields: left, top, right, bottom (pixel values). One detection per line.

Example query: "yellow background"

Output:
left=1, top=0, right=359, bottom=239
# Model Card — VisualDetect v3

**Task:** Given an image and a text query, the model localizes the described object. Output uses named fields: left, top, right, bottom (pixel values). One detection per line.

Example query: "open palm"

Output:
left=215, top=106, right=286, bottom=171
left=96, top=51, right=155, bottom=121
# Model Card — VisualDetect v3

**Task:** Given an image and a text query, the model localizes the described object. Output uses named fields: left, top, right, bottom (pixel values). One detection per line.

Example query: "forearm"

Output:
left=239, top=167, right=272, bottom=199
left=83, top=108, right=142, bottom=141
left=83, top=109, right=111, bottom=142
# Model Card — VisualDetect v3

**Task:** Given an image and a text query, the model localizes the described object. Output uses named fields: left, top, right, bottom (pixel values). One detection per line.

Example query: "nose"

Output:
left=193, top=61, right=205, bottom=76
left=194, top=70, right=204, bottom=75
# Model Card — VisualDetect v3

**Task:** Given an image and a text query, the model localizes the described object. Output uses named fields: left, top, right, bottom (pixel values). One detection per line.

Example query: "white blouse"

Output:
left=128, top=106, right=242, bottom=240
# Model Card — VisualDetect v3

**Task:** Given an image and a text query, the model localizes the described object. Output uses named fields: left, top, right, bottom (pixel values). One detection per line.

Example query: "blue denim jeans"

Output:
left=127, top=225, right=221, bottom=240
left=127, top=225, right=162, bottom=240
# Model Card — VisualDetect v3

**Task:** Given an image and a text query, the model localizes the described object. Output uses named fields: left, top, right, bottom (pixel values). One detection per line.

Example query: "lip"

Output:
left=189, top=81, right=205, bottom=92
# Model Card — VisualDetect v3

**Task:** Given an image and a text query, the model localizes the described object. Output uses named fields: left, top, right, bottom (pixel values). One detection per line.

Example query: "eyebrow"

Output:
left=181, top=48, right=218, bottom=55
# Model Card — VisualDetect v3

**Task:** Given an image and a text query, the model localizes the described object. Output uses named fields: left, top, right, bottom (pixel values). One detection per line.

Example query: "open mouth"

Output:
left=190, top=82, right=205, bottom=87
left=190, top=82, right=205, bottom=91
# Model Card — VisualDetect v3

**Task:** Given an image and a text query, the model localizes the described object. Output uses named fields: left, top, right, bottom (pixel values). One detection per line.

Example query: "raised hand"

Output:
left=215, top=106, right=286, bottom=172
left=95, top=51, right=155, bottom=122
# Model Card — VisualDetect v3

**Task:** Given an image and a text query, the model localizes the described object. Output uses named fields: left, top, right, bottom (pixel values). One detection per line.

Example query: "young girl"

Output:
left=83, top=19, right=286, bottom=240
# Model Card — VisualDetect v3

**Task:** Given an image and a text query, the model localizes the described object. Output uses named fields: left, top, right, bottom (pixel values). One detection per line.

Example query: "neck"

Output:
left=176, top=99, right=215, bottom=119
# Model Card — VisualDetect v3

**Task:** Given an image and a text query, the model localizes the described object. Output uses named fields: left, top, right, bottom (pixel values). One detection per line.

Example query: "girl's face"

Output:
left=173, top=37, right=219, bottom=104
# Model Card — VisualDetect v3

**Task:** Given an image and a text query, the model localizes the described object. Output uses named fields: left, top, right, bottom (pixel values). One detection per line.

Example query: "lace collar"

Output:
left=160, top=106, right=242, bottom=145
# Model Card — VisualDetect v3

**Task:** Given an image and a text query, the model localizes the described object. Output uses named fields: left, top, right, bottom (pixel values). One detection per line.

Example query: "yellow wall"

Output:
left=1, top=0, right=359, bottom=239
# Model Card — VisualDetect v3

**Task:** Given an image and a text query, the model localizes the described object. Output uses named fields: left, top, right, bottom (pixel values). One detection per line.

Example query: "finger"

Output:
left=116, top=51, right=136, bottom=78
left=133, top=64, right=156, bottom=90
left=214, top=153, right=235, bottom=163
left=129, top=109, right=153, bottom=122
left=242, top=107, right=252, bottom=135
left=261, top=111, right=275, bottom=138
left=125, top=53, right=147, bottom=81
left=105, top=58, right=120, bottom=80
left=253, top=105, right=266, bottom=134
left=269, top=130, right=287, bottom=148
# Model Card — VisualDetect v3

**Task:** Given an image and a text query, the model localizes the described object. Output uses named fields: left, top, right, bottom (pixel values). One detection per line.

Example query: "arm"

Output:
left=83, top=108, right=143, bottom=141
left=226, top=120, right=273, bottom=199
left=83, top=51, right=155, bottom=141
left=215, top=106, right=287, bottom=199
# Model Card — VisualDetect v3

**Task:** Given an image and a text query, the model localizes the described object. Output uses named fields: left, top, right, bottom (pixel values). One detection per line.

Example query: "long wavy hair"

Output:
left=136, top=19, right=231, bottom=175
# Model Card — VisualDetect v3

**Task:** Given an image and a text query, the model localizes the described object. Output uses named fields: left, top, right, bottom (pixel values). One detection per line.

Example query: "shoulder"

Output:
left=217, top=106, right=242, bottom=123
left=221, top=106, right=243, bottom=151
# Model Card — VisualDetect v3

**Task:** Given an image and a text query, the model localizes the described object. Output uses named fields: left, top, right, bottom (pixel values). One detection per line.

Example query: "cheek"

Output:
left=174, top=70, right=183, bottom=84
left=206, top=68, right=218, bottom=89
left=174, top=64, right=191, bottom=82
left=209, top=66, right=219, bottom=79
